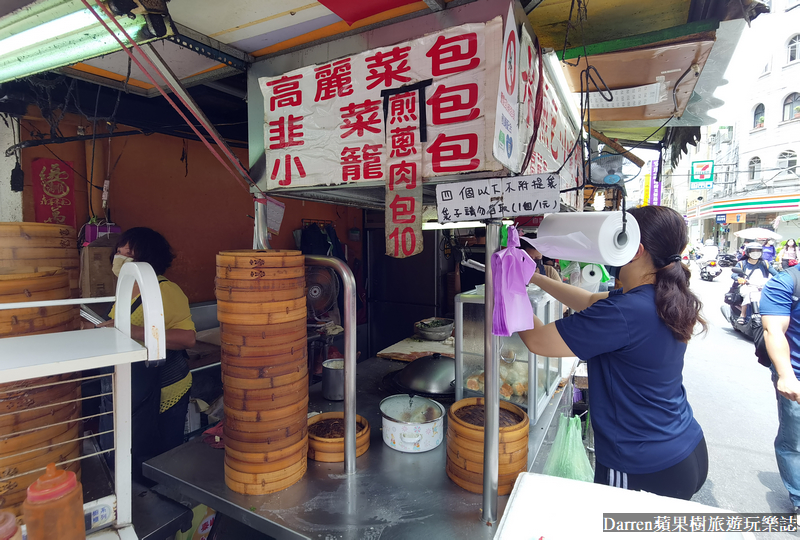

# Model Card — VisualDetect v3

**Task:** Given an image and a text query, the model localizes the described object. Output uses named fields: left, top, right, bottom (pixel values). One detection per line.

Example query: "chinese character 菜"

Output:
left=365, top=46, right=411, bottom=90
left=340, top=99, right=382, bottom=139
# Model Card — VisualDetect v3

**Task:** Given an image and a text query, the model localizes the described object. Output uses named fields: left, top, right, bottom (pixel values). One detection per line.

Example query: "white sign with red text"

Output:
left=492, top=2, right=522, bottom=173
left=259, top=19, right=503, bottom=191
left=524, top=65, right=581, bottom=209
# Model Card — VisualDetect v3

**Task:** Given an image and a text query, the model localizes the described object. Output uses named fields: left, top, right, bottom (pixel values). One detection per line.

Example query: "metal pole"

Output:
left=254, top=199, right=271, bottom=249
left=455, top=296, right=464, bottom=402
left=482, top=220, right=501, bottom=523
left=304, top=255, right=358, bottom=474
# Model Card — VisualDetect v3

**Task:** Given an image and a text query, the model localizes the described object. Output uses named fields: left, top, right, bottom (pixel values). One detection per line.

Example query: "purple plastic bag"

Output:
left=491, top=227, right=536, bottom=336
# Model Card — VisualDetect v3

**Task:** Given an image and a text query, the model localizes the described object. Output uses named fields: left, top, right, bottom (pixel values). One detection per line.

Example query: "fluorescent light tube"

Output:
left=0, top=9, right=96, bottom=57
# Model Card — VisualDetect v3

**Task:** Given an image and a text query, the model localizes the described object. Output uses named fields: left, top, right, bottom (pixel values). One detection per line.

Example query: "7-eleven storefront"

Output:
left=690, top=193, right=800, bottom=252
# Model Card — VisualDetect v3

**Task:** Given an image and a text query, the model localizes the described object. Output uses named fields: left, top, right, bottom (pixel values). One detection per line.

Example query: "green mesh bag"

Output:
left=542, top=414, right=594, bottom=482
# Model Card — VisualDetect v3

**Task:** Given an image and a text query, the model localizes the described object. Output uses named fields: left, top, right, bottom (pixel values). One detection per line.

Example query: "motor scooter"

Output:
left=699, top=259, right=722, bottom=281
left=719, top=267, right=760, bottom=339
left=716, top=253, right=738, bottom=267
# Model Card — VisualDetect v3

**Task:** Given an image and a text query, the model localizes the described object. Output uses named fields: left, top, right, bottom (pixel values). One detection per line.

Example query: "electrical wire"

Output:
left=88, top=85, right=101, bottom=219
left=598, top=115, right=675, bottom=158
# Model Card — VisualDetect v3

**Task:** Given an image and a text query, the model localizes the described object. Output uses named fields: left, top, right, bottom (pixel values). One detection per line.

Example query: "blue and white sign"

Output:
left=715, top=214, right=726, bottom=224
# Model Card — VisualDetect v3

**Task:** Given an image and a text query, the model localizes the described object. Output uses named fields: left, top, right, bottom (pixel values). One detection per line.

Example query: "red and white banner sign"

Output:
left=524, top=66, right=581, bottom=209
left=259, top=19, right=503, bottom=191
left=32, top=158, right=76, bottom=227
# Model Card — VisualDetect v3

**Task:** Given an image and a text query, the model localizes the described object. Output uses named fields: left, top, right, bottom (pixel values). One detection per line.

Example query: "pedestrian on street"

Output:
left=778, top=239, right=800, bottom=270
left=763, top=240, right=777, bottom=265
left=518, top=205, right=708, bottom=500
left=760, top=266, right=800, bottom=515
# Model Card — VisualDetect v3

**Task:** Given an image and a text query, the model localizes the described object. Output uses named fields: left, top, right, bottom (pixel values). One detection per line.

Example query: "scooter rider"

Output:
left=734, top=242, right=771, bottom=325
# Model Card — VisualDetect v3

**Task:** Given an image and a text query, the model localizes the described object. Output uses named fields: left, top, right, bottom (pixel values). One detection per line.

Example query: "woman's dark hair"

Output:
left=114, top=227, right=175, bottom=276
left=627, top=206, right=707, bottom=342
left=789, top=239, right=797, bottom=247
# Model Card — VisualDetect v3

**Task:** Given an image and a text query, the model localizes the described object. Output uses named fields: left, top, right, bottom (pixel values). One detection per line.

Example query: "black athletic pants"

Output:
left=594, top=437, right=708, bottom=500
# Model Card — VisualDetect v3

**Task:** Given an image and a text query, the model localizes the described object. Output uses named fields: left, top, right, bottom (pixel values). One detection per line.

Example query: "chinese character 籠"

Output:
left=314, top=58, right=353, bottom=102
left=365, top=46, right=411, bottom=90
left=266, top=74, right=303, bottom=112
left=389, top=161, right=417, bottom=190
left=427, top=84, right=480, bottom=125
left=267, top=115, right=304, bottom=150
left=389, top=193, right=416, bottom=224
left=390, top=126, right=417, bottom=158
left=426, top=33, right=480, bottom=76
left=389, top=92, right=418, bottom=124
left=270, top=154, right=306, bottom=187
left=426, top=133, right=480, bottom=173
left=340, top=144, right=384, bottom=182
left=340, top=99, right=382, bottom=139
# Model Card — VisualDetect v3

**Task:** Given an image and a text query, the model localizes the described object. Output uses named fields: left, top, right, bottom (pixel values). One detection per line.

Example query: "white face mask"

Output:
left=749, top=252, right=762, bottom=260
left=112, top=255, right=134, bottom=277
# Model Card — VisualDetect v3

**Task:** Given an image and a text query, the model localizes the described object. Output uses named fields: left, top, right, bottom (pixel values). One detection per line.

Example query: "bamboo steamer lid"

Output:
left=214, top=287, right=305, bottom=303
left=224, top=444, right=307, bottom=474
left=223, top=417, right=307, bottom=448
left=0, top=304, right=75, bottom=324
left=0, top=440, right=80, bottom=487
left=224, top=388, right=308, bottom=412
left=224, top=435, right=308, bottom=464
left=214, top=276, right=305, bottom=292
left=223, top=408, right=309, bottom=435
left=220, top=327, right=307, bottom=348
left=221, top=336, right=308, bottom=358
left=219, top=319, right=306, bottom=339
left=446, top=430, right=528, bottom=456
left=0, top=420, right=79, bottom=456
left=221, top=346, right=306, bottom=367
left=216, top=250, right=304, bottom=269
left=220, top=353, right=307, bottom=372
left=224, top=395, right=309, bottom=423
left=215, top=266, right=304, bottom=281
left=0, top=248, right=78, bottom=260
left=0, top=258, right=79, bottom=269
left=0, top=223, right=76, bottom=239
left=0, top=308, right=78, bottom=336
left=224, top=453, right=306, bottom=484
left=224, top=459, right=306, bottom=495
left=0, top=373, right=74, bottom=394
left=0, top=271, right=68, bottom=295
left=216, top=307, right=306, bottom=326
left=0, top=236, right=78, bottom=249
left=223, top=375, right=308, bottom=401
left=216, top=298, right=306, bottom=315
left=0, top=286, right=70, bottom=303
left=0, top=383, right=79, bottom=425
left=222, top=364, right=307, bottom=388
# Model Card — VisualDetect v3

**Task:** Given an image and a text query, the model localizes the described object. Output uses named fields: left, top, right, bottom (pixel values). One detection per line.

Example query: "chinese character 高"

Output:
left=266, top=74, right=303, bottom=111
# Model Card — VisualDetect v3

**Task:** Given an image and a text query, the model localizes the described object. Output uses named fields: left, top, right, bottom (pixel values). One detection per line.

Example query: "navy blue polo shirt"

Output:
left=554, top=285, right=704, bottom=475
left=760, top=269, right=800, bottom=378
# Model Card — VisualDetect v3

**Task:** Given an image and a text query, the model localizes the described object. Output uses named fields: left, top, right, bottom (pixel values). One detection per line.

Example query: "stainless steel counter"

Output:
left=144, top=357, right=569, bottom=540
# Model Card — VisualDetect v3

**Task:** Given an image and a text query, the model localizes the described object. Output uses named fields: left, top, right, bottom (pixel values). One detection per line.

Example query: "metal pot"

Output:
left=379, top=395, right=445, bottom=453
left=322, top=359, right=344, bottom=401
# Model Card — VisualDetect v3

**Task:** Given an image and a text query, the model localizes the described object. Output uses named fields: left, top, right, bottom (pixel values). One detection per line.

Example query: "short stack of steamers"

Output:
left=215, top=250, right=308, bottom=494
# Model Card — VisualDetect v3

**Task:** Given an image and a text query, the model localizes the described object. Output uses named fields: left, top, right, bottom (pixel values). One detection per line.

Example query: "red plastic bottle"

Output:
left=0, top=511, right=22, bottom=540
left=23, top=463, right=85, bottom=540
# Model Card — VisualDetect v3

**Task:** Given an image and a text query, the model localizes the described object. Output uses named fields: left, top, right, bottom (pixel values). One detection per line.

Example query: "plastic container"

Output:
left=0, top=511, right=22, bottom=540
left=22, top=463, right=85, bottom=540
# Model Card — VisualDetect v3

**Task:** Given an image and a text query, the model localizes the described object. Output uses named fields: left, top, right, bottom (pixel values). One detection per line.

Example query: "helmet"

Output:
left=745, top=242, right=763, bottom=254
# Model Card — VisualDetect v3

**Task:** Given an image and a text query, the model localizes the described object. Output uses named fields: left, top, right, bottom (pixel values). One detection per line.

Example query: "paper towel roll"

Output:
left=533, top=212, right=640, bottom=266
left=581, top=264, right=602, bottom=285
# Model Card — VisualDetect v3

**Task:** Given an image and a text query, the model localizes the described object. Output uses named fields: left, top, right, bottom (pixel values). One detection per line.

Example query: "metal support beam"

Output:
left=482, top=220, right=501, bottom=524
left=423, top=0, right=446, bottom=11
left=170, top=23, right=254, bottom=71
left=557, top=19, right=719, bottom=61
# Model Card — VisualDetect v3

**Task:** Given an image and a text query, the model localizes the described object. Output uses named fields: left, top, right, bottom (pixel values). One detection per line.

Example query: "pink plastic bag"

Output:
left=491, top=227, right=536, bottom=336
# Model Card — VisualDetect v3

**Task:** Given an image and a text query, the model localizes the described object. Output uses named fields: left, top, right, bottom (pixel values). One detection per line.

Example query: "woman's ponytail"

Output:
left=628, top=206, right=708, bottom=342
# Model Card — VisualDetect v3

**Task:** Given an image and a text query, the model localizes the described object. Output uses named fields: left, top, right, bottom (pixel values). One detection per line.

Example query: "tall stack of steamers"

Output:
left=215, top=250, right=309, bottom=494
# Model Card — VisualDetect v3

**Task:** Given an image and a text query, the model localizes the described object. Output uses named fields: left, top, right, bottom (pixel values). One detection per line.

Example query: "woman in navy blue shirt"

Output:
left=519, top=206, right=708, bottom=500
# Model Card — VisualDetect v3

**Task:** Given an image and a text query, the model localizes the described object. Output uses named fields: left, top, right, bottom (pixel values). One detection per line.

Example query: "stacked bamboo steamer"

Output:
left=0, top=268, right=81, bottom=517
left=215, top=250, right=309, bottom=495
left=0, top=223, right=81, bottom=298
left=446, top=397, right=529, bottom=496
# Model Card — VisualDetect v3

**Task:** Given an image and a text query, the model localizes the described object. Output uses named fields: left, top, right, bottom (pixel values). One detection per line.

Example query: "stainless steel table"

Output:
left=144, top=357, right=568, bottom=540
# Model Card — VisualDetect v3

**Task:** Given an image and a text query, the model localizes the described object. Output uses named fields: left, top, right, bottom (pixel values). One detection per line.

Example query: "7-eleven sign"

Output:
left=690, top=160, right=714, bottom=190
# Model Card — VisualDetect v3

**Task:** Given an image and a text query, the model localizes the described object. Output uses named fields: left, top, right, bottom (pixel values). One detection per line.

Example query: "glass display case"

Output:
left=454, top=285, right=563, bottom=425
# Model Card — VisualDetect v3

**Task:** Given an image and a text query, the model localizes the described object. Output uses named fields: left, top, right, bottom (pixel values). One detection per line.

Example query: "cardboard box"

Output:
left=80, top=246, right=116, bottom=298
left=84, top=223, right=122, bottom=244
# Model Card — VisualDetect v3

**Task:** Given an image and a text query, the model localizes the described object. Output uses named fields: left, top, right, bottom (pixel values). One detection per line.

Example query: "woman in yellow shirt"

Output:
left=100, top=227, right=196, bottom=482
